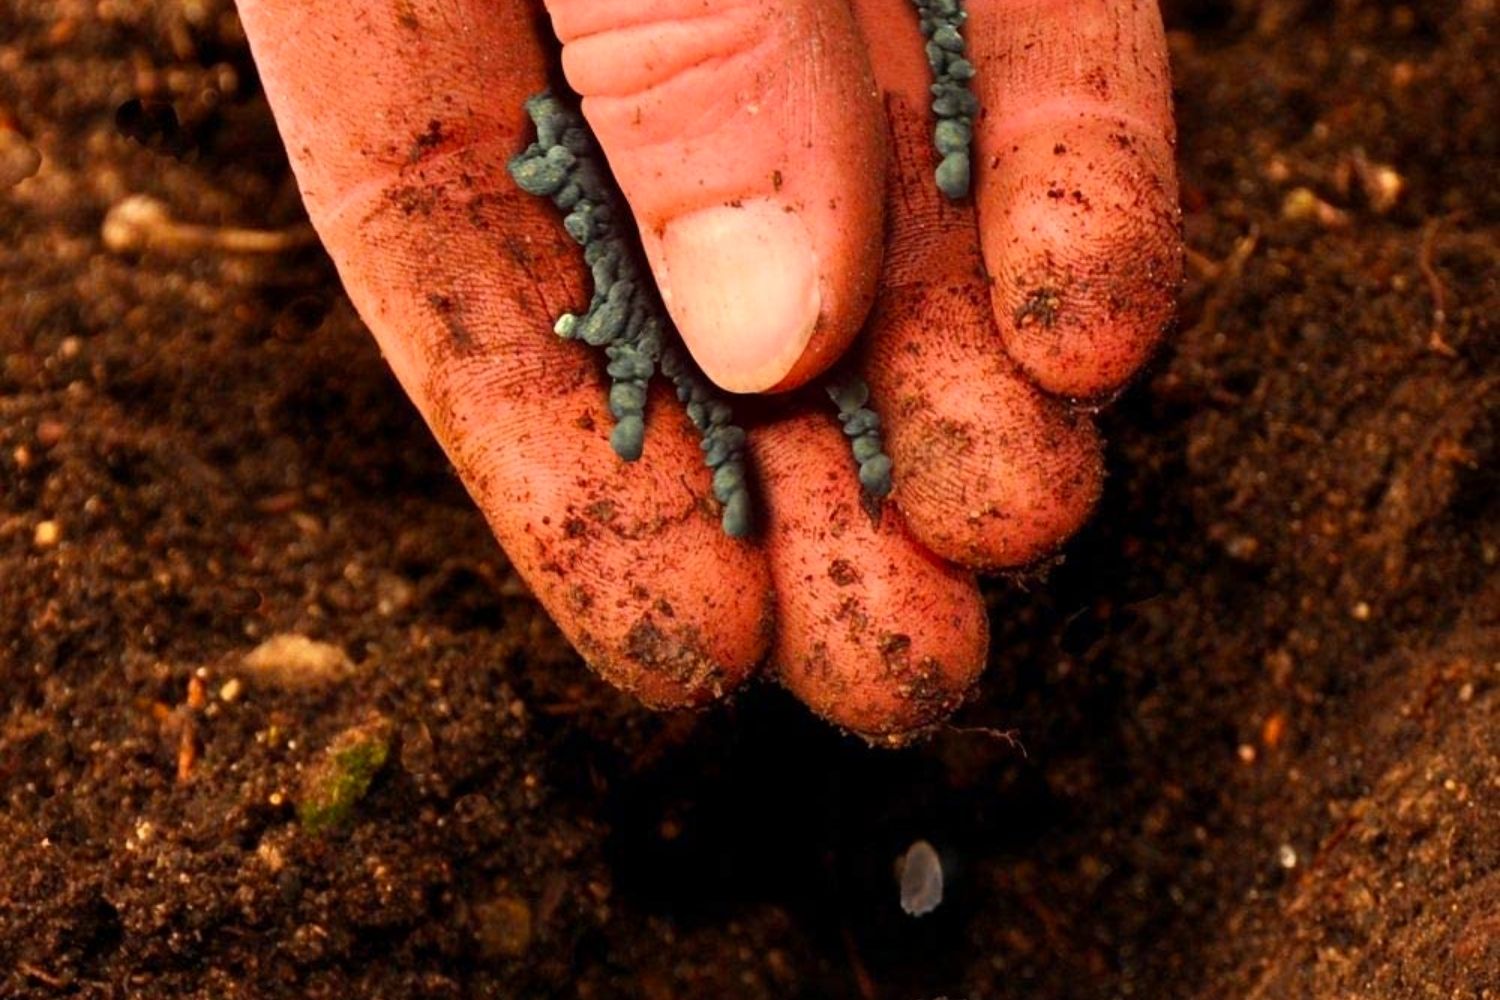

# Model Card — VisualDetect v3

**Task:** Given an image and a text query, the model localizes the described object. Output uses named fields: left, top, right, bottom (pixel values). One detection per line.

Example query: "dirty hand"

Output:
left=237, top=0, right=1180, bottom=741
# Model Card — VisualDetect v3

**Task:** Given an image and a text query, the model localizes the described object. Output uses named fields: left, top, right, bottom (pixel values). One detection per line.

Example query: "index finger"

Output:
left=237, top=0, right=774, bottom=706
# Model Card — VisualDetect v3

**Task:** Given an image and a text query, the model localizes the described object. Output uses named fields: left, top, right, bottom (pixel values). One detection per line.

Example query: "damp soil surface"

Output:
left=2, top=1, right=1496, bottom=997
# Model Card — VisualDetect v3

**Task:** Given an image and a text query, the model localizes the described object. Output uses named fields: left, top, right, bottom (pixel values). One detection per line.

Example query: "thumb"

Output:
left=544, top=0, right=887, bottom=394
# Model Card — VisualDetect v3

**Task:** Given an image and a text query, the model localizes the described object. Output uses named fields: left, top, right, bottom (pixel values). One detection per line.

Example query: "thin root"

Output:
left=1417, top=219, right=1457, bottom=357
left=102, top=194, right=315, bottom=255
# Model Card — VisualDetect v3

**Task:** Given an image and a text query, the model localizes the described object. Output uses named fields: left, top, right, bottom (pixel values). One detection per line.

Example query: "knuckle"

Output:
left=558, top=3, right=764, bottom=103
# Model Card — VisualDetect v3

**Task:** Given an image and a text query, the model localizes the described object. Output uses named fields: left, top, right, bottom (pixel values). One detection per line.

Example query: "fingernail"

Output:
left=655, top=198, right=820, bottom=394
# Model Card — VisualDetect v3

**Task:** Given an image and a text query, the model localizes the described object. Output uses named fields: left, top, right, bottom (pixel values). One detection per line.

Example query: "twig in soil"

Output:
left=1183, top=228, right=1260, bottom=346
left=1417, top=219, right=1457, bottom=357
left=159, top=673, right=209, bottom=783
left=176, top=718, right=198, bottom=783
left=17, top=963, right=67, bottom=989
left=1183, top=245, right=1224, bottom=282
left=102, top=194, right=316, bottom=256
left=942, top=724, right=1028, bottom=757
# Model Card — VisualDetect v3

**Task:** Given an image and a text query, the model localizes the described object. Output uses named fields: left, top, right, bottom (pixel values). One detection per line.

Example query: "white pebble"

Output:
left=899, top=839, right=944, bottom=916
left=33, top=520, right=61, bottom=548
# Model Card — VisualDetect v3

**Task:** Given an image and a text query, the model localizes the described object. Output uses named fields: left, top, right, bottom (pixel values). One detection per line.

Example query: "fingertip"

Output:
left=867, top=283, right=1105, bottom=571
left=966, top=0, right=1183, bottom=400
left=459, top=384, right=775, bottom=710
left=981, top=119, right=1181, bottom=400
left=573, top=587, right=773, bottom=710
left=754, top=413, right=988, bottom=740
left=889, top=377, right=1105, bottom=571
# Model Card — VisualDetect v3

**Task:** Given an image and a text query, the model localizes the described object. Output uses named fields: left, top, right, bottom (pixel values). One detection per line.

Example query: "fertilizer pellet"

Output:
left=826, top=373, right=894, bottom=499
left=899, top=839, right=945, bottom=916
left=509, top=92, right=753, bottom=538
left=511, top=90, right=903, bottom=534
left=913, top=0, right=975, bottom=200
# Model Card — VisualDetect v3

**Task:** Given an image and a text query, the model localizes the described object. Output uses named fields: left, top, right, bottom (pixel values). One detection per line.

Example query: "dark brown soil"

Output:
left=2, top=1, right=1495, bottom=997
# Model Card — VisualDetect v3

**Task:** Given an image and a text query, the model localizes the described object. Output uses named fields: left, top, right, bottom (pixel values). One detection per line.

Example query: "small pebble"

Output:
left=296, top=715, right=393, bottom=833
left=241, top=633, right=354, bottom=689
left=32, top=519, right=60, bottom=548
left=899, top=839, right=944, bottom=916
left=473, top=893, right=534, bottom=959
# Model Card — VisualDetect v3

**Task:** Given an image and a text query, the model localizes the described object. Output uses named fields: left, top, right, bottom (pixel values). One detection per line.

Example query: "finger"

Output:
left=850, top=0, right=1104, bottom=569
left=969, top=0, right=1182, bottom=400
left=542, top=0, right=887, bottom=394
left=238, top=0, right=772, bottom=707
left=753, top=412, right=988, bottom=742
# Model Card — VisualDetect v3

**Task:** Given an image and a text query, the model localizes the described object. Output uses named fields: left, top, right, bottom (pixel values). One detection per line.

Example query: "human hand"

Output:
left=236, top=0, right=1180, bottom=742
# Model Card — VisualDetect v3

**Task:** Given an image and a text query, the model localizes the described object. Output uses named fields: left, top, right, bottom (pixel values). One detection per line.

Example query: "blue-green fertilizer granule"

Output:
left=509, top=91, right=896, bottom=532
left=826, top=373, right=894, bottom=499
left=509, top=91, right=753, bottom=538
left=913, top=0, right=976, bottom=200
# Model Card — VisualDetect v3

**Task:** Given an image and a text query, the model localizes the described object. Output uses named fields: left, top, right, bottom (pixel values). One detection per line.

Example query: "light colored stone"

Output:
left=241, top=633, right=354, bottom=689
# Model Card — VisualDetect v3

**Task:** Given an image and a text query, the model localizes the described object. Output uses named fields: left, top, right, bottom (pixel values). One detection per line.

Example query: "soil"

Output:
left=1, top=0, right=1496, bottom=997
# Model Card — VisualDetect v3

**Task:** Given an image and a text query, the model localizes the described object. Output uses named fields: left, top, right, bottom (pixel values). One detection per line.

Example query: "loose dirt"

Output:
left=2, top=1, right=1495, bottom=997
